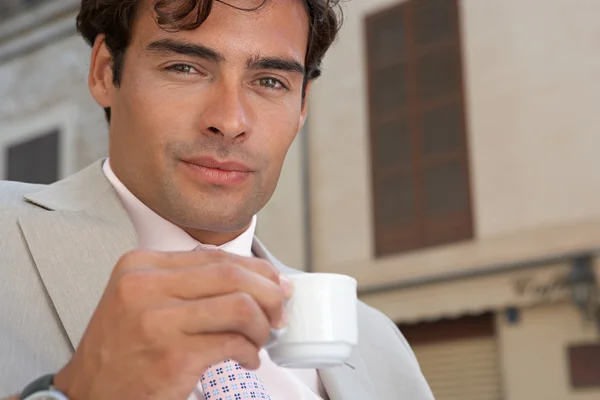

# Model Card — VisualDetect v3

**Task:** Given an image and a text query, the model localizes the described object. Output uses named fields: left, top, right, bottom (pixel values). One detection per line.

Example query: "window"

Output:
left=0, top=104, right=76, bottom=184
left=568, top=343, right=600, bottom=388
left=366, top=0, right=473, bottom=257
left=6, top=130, right=60, bottom=184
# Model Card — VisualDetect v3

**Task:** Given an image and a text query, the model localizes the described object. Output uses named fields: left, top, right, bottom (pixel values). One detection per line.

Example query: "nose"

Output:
left=200, top=82, right=251, bottom=141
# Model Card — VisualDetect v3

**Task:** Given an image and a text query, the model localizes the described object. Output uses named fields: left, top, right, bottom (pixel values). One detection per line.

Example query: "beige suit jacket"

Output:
left=0, top=161, right=434, bottom=399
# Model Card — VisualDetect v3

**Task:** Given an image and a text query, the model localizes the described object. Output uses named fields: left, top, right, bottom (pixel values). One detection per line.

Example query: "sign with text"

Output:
left=513, top=272, right=571, bottom=303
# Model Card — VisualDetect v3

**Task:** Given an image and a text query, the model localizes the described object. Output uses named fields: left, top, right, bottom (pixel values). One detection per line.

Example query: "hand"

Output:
left=53, top=249, right=292, bottom=400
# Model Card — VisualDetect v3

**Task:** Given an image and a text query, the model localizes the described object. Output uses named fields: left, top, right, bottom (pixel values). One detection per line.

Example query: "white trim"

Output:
left=0, top=103, right=77, bottom=180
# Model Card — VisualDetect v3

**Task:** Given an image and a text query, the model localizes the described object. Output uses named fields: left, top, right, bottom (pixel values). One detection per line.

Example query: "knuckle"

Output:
left=232, top=292, right=259, bottom=319
left=137, top=308, right=162, bottom=341
left=223, top=333, right=248, bottom=353
left=223, top=334, right=257, bottom=363
left=160, top=350, right=190, bottom=379
left=205, top=249, right=230, bottom=262
left=117, top=249, right=151, bottom=269
left=116, top=251, right=137, bottom=269
left=234, top=345, right=261, bottom=369
left=229, top=294, right=270, bottom=344
left=115, top=269, right=152, bottom=303
left=219, top=263, right=246, bottom=287
left=230, top=294, right=260, bottom=331
left=254, top=259, right=279, bottom=281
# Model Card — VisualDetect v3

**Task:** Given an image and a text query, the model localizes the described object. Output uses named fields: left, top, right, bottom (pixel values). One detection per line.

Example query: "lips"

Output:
left=180, top=156, right=252, bottom=186
left=183, top=156, right=252, bottom=172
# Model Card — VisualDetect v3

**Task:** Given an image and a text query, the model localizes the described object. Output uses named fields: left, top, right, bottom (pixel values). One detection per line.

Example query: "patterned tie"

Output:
left=198, top=359, right=272, bottom=400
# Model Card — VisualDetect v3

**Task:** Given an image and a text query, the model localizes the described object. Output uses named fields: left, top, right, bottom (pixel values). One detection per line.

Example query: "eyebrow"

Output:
left=146, top=39, right=225, bottom=63
left=247, top=55, right=305, bottom=76
left=146, top=39, right=305, bottom=76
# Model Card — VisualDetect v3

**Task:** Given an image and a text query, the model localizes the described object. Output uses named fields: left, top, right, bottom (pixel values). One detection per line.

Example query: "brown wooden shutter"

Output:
left=366, top=0, right=473, bottom=257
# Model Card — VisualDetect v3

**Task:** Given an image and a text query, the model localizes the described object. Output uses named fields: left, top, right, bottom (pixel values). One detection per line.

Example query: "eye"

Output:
left=166, top=64, right=198, bottom=74
left=256, top=77, right=287, bottom=90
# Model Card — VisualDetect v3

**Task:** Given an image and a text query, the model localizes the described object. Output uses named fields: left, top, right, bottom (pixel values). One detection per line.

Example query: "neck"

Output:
left=180, top=225, right=250, bottom=246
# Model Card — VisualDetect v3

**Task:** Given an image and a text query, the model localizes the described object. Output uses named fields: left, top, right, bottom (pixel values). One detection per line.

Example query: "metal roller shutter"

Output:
left=413, top=336, right=502, bottom=400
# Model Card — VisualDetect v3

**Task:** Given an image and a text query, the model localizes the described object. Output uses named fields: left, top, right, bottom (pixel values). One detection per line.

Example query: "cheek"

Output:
left=122, top=79, right=189, bottom=147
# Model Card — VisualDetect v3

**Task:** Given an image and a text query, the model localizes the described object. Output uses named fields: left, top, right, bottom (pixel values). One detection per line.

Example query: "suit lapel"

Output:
left=18, top=161, right=137, bottom=349
left=252, top=239, right=379, bottom=400
left=318, top=355, right=378, bottom=400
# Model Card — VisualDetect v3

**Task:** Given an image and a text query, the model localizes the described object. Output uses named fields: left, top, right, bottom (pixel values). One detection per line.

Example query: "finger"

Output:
left=173, top=293, right=273, bottom=348
left=117, top=249, right=282, bottom=286
left=161, top=265, right=287, bottom=328
left=161, top=251, right=281, bottom=283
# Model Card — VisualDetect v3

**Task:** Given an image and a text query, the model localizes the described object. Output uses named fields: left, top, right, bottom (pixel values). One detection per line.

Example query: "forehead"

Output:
left=131, top=0, right=309, bottom=61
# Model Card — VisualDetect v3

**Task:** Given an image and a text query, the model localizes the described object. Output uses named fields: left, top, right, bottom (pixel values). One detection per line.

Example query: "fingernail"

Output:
left=280, top=275, right=293, bottom=298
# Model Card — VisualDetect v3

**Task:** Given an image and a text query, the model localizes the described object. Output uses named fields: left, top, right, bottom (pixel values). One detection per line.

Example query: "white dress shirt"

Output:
left=103, top=159, right=328, bottom=400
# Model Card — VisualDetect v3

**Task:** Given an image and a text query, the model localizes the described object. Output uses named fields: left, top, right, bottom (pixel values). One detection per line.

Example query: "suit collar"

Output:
left=19, top=160, right=376, bottom=400
left=24, top=160, right=116, bottom=212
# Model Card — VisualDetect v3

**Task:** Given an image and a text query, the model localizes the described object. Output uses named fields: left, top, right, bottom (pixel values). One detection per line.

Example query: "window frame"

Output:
left=0, top=102, right=77, bottom=181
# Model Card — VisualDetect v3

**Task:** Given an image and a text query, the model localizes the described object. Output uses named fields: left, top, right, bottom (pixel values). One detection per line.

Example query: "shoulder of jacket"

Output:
left=357, top=301, right=419, bottom=360
left=0, top=180, right=46, bottom=213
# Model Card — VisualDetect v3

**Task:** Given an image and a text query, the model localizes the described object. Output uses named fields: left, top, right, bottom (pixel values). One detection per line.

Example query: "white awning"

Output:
left=360, top=260, right=587, bottom=324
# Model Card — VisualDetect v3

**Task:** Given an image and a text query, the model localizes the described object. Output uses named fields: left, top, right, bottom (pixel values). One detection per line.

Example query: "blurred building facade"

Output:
left=0, top=0, right=107, bottom=183
left=290, top=1, right=600, bottom=399
left=1, top=0, right=600, bottom=399
left=268, top=0, right=600, bottom=399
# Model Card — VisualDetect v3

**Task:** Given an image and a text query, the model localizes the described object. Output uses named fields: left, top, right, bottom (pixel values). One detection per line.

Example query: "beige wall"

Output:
left=496, top=303, right=600, bottom=400
left=305, top=0, right=600, bottom=281
left=257, top=131, right=307, bottom=270
left=463, top=0, right=600, bottom=239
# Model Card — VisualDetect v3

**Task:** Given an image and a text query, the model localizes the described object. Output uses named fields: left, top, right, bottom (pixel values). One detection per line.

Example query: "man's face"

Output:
left=92, top=0, right=309, bottom=239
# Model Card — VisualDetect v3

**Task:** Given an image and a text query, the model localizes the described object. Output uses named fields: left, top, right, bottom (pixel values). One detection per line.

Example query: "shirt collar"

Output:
left=102, top=159, right=256, bottom=256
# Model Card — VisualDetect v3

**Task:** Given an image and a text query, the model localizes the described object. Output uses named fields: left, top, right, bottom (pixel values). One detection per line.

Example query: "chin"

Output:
left=161, top=185, right=260, bottom=230
left=174, top=207, right=254, bottom=232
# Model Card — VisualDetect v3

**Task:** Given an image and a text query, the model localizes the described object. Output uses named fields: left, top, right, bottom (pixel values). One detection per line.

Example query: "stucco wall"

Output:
left=496, top=303, right=600, bottom=400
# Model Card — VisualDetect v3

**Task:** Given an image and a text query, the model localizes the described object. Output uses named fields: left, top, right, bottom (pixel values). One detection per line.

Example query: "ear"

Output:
left=88, top=34, right=115, bottom=109
left=299, top=81, right=312, bottom=129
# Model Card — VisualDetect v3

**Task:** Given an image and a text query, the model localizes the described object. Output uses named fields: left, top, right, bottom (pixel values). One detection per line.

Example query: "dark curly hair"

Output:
left=76, top=0, right=344, bottom=121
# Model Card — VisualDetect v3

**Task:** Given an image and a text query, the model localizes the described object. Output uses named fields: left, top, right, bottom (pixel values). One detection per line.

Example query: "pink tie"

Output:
left=199, top=359, right=272, bottom=400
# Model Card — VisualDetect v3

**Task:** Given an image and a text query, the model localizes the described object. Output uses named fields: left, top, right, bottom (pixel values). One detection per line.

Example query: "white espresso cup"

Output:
left=265, top=273, right=358, bottom=369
